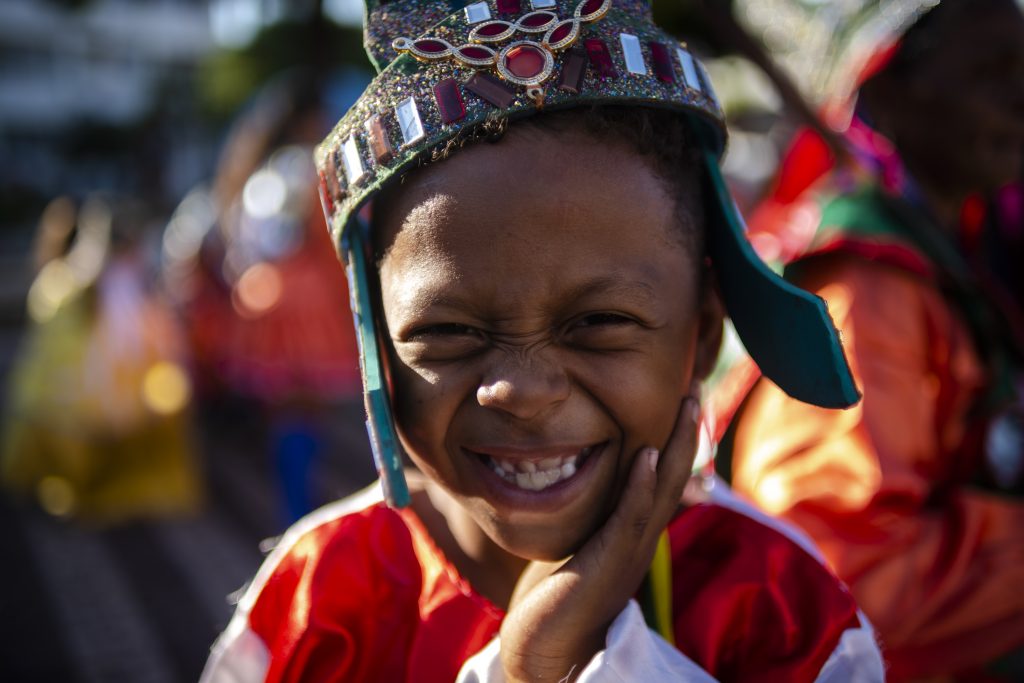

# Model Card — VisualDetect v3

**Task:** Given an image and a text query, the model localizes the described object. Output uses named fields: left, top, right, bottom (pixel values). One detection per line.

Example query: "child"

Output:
left=202, top=0, right=883, bottom=680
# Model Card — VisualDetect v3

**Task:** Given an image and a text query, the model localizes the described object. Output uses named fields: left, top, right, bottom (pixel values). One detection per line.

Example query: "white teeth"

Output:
left=486, top=448, right=592, bottom=491
left=538, top=457, right=560, bottom=470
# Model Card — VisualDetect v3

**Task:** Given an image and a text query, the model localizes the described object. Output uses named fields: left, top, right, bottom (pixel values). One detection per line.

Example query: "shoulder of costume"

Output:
left=232, top=483, right=406, bottom=613
left=793, top=185, right=936, bottom=279
left=668, top=481, right=864, bottom=676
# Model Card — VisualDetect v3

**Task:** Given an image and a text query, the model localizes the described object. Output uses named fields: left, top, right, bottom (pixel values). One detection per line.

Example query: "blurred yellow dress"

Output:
left=2, top=256, right=202, bottom=524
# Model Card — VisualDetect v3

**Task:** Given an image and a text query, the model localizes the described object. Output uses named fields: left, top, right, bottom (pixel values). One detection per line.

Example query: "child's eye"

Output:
left=564, top=312, right=643, bottom=350
left=401, top=322, right=487, bottom=362
left=411, top=322, right=481, bottom=338
left=573, top=313, right=635, bottom=328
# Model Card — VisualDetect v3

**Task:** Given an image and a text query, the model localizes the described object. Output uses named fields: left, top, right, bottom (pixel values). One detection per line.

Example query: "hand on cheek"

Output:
left=498, top=387, right=702, bottom=682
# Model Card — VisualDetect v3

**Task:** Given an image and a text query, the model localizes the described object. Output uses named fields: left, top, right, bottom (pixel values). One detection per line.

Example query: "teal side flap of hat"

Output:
left=703, top=150, right=861, bottom=409
left=344, top=222, right=411, bottom=508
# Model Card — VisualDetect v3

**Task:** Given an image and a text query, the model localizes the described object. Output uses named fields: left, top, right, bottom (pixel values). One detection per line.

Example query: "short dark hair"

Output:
left=414, top=105, right=706, bottom=256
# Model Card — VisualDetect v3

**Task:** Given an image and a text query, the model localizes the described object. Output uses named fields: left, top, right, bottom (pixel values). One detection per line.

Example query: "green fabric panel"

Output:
left=800, top=186, right=1017, bottom=412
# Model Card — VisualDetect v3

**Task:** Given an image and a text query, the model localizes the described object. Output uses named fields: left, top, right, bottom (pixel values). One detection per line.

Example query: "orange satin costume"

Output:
left=726, top=189, right=1024, bottom=681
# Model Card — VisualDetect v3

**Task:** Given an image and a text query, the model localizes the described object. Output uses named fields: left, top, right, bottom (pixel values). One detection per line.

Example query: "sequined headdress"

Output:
left=315, top=0, right=860, bottom=507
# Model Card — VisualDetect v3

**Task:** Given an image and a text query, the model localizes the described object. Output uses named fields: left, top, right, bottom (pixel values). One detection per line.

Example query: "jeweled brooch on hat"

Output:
left=393, top=0, right=611, bottom=97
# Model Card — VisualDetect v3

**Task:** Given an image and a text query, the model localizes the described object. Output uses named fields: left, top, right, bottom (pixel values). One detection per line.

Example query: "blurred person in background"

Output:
left=716, top=0, right=1024, bottom=679
left=1, top=194, right=201, bottom=524
left=164, top=73, right=361, bottom=524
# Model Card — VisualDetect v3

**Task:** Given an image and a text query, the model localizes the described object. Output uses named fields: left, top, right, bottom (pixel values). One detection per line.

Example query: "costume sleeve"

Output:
left=730, top=256, right=1024, bottom=678
left=456, top=599, right=883, bottom=682
left=200, top=614, right=270, bottom=683
left=200, top=489, right=414, bottom=683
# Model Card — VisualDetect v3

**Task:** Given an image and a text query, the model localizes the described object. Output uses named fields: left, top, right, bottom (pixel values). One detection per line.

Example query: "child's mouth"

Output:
left=477, top=445, right=599, bottom=492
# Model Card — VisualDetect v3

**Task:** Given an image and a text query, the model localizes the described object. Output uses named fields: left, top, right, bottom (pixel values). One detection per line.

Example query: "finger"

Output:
left=576, top=389, right=702, bottom=570
left=509, top=559, right=563, bottom=607
left=569, top=443, right=658, bottom=573
left=553, top=389, right=701, bottom=598
left=650, top=389, right=702, bottom=522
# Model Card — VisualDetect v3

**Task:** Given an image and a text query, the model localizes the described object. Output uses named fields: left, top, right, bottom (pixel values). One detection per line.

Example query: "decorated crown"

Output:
left=314, top=0, right=726, bottom=247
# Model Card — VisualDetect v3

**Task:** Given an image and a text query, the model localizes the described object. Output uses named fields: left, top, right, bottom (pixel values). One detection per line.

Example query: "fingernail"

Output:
left=687, top=397, right=701, bottom=425
left=645, top=447, right=659, bottom=472
left=689, top=379, right=703, bottom=402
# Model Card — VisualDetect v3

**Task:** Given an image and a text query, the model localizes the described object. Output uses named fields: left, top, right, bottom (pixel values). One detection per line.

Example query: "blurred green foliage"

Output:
left=198, top=19, right=370, bottom=120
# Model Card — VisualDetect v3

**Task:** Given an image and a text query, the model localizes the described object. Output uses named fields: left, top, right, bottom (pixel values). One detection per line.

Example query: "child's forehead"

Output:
left=375, top=125, right=688, bottom=252
left=376, top=167, right=699, bottom=321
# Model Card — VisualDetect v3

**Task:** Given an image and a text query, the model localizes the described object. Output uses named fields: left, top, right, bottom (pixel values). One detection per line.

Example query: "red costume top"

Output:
left=201, top=483, right=881, bottom=682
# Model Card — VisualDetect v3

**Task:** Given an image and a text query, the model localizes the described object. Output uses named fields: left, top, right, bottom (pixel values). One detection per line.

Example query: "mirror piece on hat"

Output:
left=530, top=0, right=556, bottom=8
left=341, top=137, right=367, bottom=186
left=365, top=115, right=395, bottom=165
left=696, top=60, right=720, bottom=109
left=464, top=1, right=491, bottom=24
left=619, top=33, right=646, bottom=75
left=677, top=47, right=702, bottom=93
left=395, top=97, right=426, bottom=146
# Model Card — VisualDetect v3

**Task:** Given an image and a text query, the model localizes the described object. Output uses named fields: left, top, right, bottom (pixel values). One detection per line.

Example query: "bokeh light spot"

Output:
left=234, top=262, right=283, bottom=317
left=142, top=361, right=192, bottom=415
left=27, top=260, right=77, bottom=323
left=243, top=169, right=287, bottom=219
left=37, top=476, right=76, bottom=517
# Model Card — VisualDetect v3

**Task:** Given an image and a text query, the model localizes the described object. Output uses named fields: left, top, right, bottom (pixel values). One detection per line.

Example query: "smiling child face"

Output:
left=374, top=124, right=722, bottom=562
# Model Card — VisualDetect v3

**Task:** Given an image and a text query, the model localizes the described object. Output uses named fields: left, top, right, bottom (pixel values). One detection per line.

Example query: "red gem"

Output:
left=584, top=38, right=616, bottom=79
left=414, top=39, right=448, bottom=54
left=649, top=42, right=675, bottom=84
left=465, top=72, right=517, bottom=108
left=458, top=46, right=493, bottom=60
left=504, top=44, right=546, bottom=79
left=548, top=22, right=573, bottom=44
left=433, top=78, right=467, bottom=124
left=556, top=47, right=588, bottom=94
left=476, top=22, right=509, bottom=37
left=580, top=0, right=604, bottom=16
left=497, top=0, right=520, bottom=14
left=520, top=12, right=552, bottom=28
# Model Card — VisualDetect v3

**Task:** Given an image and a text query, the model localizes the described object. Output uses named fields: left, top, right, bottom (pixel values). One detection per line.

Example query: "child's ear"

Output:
left=693, top=264, right=725, bottom=382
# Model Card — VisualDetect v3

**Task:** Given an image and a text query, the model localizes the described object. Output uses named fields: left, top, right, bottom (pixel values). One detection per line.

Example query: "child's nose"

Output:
left=476, top=352, right=571, bottom=420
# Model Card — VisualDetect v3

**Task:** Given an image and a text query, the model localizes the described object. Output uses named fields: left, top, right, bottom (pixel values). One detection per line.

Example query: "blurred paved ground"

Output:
left=0, top=384, right=377, bottom=682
